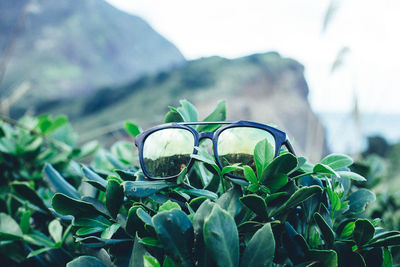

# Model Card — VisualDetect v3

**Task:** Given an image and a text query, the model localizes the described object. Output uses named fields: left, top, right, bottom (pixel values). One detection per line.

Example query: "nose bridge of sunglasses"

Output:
left=196, top=133, right=215, bottom=155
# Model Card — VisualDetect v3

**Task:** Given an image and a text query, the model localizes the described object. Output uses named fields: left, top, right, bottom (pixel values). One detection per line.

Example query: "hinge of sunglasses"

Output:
left=283, top=138, right=296, bottom=156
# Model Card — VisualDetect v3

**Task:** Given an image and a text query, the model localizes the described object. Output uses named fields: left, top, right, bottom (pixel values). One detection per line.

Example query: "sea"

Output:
left=316, top=112, right=400, bottom=154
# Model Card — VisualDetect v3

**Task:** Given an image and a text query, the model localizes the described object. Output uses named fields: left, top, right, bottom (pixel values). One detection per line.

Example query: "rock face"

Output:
left=0, top=0, right=185, bottom=109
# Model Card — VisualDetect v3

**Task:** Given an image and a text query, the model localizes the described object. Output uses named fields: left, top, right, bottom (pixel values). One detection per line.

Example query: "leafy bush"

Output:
left=1, top=101, right=399, bottom=266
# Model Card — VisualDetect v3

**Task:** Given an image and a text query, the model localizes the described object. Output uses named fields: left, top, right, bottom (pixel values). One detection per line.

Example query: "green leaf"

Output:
left=273, top=186, right=323, bottom=216
left=82, top=166, right=107, bottom=191
left=260, top=153, right=297, bottom=192
left=254, top=138, right=275, bottom=179
left=0, top=212, right=23, bottom=240
left=240, top=194, right=268, bottom=219
left=203, top=205, right=239, bottom=267
left=240, top=223, right=275, bottom=267
left=27, top=247, right=54, bottom=258
left=176, top=99, right=199, bottom=122
left=0, top=137, right=17, bottom=154
left=22, top=231, right=55, bottom=247
left=216, top=186, right=244, bottom=221
left=152, top=209, right=194, bottom=266
left=313, top=163, right=338, bottom=177
left=101, top=223, right=120, bottom=239
left=337, top=171, right=366, bottom=182
left=243, top=166, right=257, bottom=184
left=52, top=193, right=100, bottom=217
left=159, top=200, right=182, bottom=212
left=67, top=256, right=106, bottom=267
left=43, top=115, right=68, bottom=134
left=339, top=221, right=356, bottom=238
left=123, top=181, right=171, bottom=198
left=125, top=121, right=141, bottom=138
left=106, top=179, right=124, bottom=218
left=313, top=212, right=334, bottom=248
left=126, top=206, right=145, bottom=237
left=49, top=219, right=63, bottom=243
left=73, top=140, right=99, bottom=159
left=192, top=200, right=215, bottom=266
left=163, top=256, right=178, bottom=267
left=129, top=234, right=149, bottom=267
left=321, top=153, right=353, bottom=170
left=308, top=249, right=338, bottom=267
left=247, top=184, right=259, bottom=193
left=144, top=256, right=161, bottom=267
left=180, top=188, right=218, bottom=200
left=197, top=100, right=226, bottom=132
left=164, top=110, right=184, bottom=123
left=11, top=182, right=49, bottom=212
left=368, top=234, right=400, bottom=247
left=74, top=215, right=111, bottom=228
left=139, top=237, right=163, bottom=248
left=19, top=209, right=31, bottom=234
left=346, top=189, right=376, bottom=214
left=44, top=164, right=81, bottom=199
left=353, top=219, right=375, bottom=245
left=137, top=208, right=154, bottom=227
left=76, top=227, right=104, bottom=236
left=383, top=247, right=392, bottom=267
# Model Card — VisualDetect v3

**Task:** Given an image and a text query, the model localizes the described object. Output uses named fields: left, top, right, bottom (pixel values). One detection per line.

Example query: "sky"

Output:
left=106, top=0, right=400, bottom=115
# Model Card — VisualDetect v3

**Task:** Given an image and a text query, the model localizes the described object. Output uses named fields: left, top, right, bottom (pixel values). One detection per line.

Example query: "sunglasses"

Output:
left=134, top=121, right=295, bottom=180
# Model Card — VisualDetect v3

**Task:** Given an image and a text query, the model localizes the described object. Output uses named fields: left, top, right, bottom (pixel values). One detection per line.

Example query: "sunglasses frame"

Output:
left=135, top=120, right=295, bottom=180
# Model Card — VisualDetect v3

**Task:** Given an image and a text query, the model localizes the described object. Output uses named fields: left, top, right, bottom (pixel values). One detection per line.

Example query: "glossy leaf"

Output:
left=308, top=249, right=338, bottom=267
left=158, top=200, right=181, bottom=212
left=260, top=153, right=297, bottom=192
left=123, top=181, right=170, bottom=198
left=0, top=213, right=22, bottom=240
left=82, top=166, right=107, bottom=191
left=197, top=100, right=226, bottom=132
left=320, top=153, right=353, bottom=170
left=152, top=209, right=194, bottom=266
left=243, top=165, right=257, bottom=184
left=346, top=189, right=376, bottom=214
left=203, top=205, right=239, bottom=267
left=52, top=193, right=100, bottom=217
left=49, top=219, right=63, bottom=243
left=240, top=223, right=275, bottom=267
left=44, top=164, right=80, bottom=199
left=66, top=256, right=106, bottom=267
left=129, top=234, right=149, bottom=267
left=240, top=194, right=268, bottom=219
left=125, top=121, right=141, bottom=138
left=126, top=206, right=146, bottom=237
left=273, top=186, right=322, bottom=216
left=254, top=138, right=274, bottom=178
left=11, top=182, right=49, bottom=212
left=144, top=256, right=161, bottom=267
left=101, top=223, right=120, bottom=239
left=313, top=212, right=334, bottom=248
left=313, top=163, right=338, bottom=177
left=353, top=219, right=375, bottom=245
left=337, top=171, right=366, bottom=182
left=216, top=186, right=244, bottom=221
left=164, top=110, right=184, bottom=123
left=106, top=179, right=124, bottom=218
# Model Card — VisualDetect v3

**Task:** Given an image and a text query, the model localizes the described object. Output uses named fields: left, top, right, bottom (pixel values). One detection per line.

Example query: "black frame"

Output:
left=135, top=120, right=296, bottom=180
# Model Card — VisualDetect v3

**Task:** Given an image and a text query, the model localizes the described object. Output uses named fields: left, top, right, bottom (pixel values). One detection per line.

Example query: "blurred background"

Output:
left=1, top=0, right=399, bottom=165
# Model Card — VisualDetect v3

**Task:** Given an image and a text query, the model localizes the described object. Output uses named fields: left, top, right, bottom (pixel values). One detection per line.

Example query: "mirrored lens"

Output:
left=217, top=127, right=276, bottom=175
left=143, top=128, right=195, bottom=178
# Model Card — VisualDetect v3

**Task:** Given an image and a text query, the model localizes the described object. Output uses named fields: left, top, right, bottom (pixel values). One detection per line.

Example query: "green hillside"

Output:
left=0, top=0, right=185, bottom=115
left=41, top=52, right=328, bottom=161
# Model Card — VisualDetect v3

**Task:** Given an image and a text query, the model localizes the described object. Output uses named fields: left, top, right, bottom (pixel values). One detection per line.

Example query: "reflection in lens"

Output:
left=217, top=127, right=276, bottom=176
left=143, top=128, right=194, bottom=178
